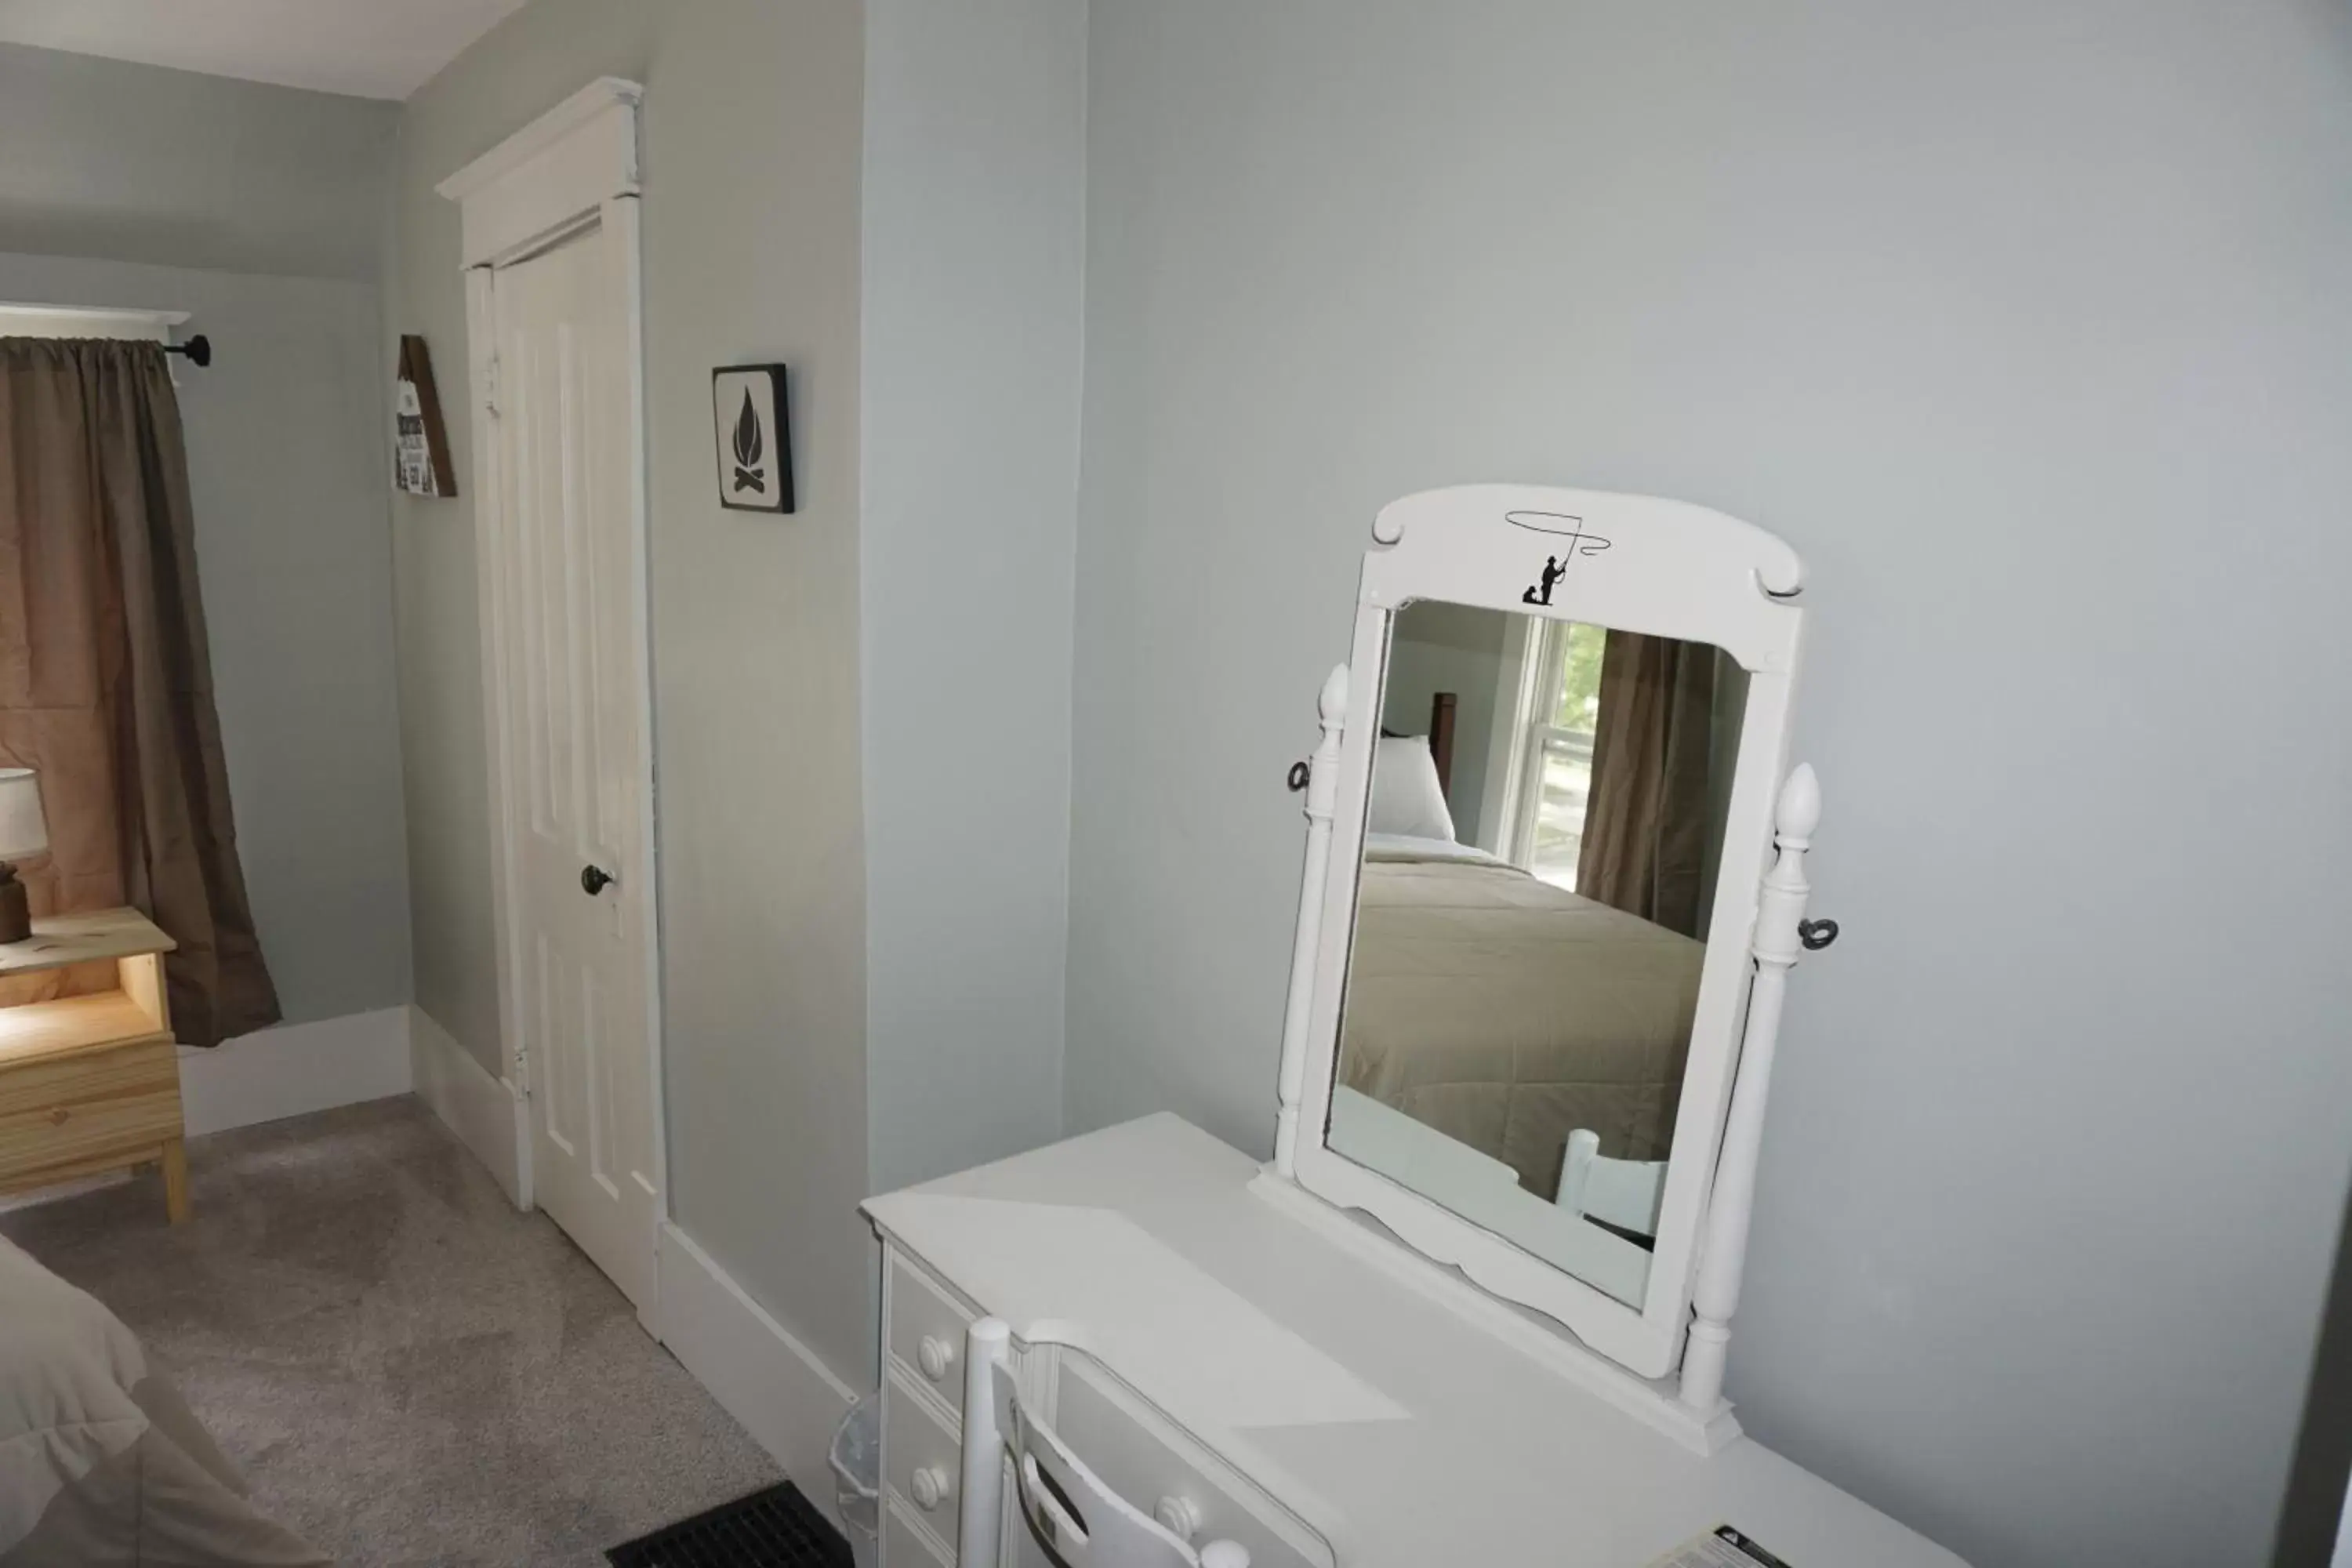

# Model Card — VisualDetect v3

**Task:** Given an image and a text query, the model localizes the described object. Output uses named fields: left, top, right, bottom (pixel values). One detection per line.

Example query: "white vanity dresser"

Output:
left=866, top=486, right=1966, bottom=1568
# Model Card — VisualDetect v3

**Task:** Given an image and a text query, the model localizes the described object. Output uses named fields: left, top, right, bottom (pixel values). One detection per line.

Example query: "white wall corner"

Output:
left=179, top=1006, right=413, bottom=1137
left=658, top=1221, right=860, bottom=1527
left=406, top=1004, right=528, bottom=1208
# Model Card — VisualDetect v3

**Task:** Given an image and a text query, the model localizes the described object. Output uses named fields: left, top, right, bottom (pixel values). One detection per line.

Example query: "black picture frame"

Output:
left=712, top=364, right=795, bottom=514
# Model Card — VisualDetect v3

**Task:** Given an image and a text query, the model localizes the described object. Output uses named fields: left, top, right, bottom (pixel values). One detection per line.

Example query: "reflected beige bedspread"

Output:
left=1339, top=855, right=1704, bottom=1195
left=0, top=1235, right=325, bottom=1566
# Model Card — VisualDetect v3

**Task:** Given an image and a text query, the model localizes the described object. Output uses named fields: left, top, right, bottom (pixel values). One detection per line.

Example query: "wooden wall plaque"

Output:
left=394, top=334, right=458, bottom=499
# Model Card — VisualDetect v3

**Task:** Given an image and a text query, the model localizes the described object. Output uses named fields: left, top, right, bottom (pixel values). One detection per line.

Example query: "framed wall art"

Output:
left=712, top=365, right=794, bottom=514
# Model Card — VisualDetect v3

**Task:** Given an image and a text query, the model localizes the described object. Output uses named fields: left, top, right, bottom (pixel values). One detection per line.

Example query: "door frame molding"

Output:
left=437, top=78, right=668, bottom=1325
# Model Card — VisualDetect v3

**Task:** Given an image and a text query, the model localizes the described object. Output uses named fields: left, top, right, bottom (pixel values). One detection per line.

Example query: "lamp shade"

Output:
left=0, top=769, right=47, bottom=862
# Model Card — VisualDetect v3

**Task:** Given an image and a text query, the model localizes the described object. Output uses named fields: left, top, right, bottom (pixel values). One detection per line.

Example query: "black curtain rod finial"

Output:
left=165, top=333, right=211, bottom=368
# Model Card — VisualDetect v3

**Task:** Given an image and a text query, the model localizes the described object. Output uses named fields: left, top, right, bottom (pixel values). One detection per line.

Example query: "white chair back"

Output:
left=1555, top=1128, right=1668, bottom=1237
left=993, top=1358, right=1197, bottom=1566
left=973, top=1346, right=1251, bottom=1568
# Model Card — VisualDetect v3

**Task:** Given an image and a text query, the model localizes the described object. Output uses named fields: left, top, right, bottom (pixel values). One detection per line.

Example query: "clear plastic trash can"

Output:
left=830, top=1390, right=883, bottom=1568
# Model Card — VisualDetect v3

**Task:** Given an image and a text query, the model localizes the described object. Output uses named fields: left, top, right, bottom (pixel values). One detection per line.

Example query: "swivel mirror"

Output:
left=1262, top=485, right=1819, bottom=1400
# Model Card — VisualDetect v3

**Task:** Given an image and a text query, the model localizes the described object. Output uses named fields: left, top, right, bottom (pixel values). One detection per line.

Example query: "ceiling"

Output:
left=0, top=0, right=528, bottom=100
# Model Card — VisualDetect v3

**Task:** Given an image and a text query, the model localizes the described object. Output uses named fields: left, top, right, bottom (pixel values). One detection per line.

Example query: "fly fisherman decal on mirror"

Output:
left=710, top=364, right=795, bottom=514
left=1510, top=509, right=1611, bottom=604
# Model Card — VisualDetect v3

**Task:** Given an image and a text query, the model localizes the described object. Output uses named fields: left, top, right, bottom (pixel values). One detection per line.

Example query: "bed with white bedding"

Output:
left=0, top=1234, right=325, bottom=1566
left=1338, top=833, right=1705, bottom=1197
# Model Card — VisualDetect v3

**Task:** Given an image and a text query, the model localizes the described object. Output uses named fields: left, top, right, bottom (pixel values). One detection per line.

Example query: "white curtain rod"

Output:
left=0, top=303, right=209, bottom=365
left=0, top=303, right=190, bottom=328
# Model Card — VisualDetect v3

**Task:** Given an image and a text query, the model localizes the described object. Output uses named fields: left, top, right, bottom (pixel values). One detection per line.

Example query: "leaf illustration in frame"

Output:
left=732, top=390, right=765, bottom=492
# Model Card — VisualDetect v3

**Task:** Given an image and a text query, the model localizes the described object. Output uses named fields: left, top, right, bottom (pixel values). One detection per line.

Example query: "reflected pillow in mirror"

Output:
left=1369, top=736, right=1457, bottom=843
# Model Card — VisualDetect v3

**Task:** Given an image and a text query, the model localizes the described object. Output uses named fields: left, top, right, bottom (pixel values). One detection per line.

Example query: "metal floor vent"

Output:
left=607, top=1482, right=852, bottom=1568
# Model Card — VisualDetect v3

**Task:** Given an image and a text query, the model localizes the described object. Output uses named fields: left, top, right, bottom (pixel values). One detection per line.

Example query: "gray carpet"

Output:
left=0, top=1096, right=785, bottom=1566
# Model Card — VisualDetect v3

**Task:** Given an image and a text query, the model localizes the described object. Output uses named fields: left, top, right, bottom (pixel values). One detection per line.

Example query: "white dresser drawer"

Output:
left=1053, top=1355, right=1331, bottom=1568
left=885, top=1365, right=964, bottom=1549
left=887, top=1248, right=976, bottom=1419
left=884, top=1494, right=953, bottom=1568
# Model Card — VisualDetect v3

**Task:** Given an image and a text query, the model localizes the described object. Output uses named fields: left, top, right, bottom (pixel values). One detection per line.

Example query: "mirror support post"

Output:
left=1680, top=764, right=1822, bottom=1414
left=1273, top=664, right=1351, bottom=1177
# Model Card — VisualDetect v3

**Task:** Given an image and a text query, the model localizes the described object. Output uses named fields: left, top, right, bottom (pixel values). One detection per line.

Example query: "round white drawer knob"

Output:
left=1200, top=1541, right=1251, bottom=1568
left=916, top=1334, right=954, bottom=1381
left=1154, top=1494, right=1203, bottom=1542
left=910, top=1465, right=949, bottom=1512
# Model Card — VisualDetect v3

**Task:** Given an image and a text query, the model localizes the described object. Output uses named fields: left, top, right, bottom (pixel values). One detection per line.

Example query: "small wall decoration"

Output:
left=712, top=365, right=795, bottom=514
left=393, top=335, right=457, bottom=498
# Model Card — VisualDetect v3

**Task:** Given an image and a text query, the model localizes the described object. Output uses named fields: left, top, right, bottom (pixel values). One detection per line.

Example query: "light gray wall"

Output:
left=0, top=72, right=409, bottom=1030
left=0, top=44, right=396, bottom=281
left=2278, top=1186, right=2352, bottom=1566
left=859, top=0, right=1087, bottom=1200
left=390, top=0, right=874, bottom=1381
left=1382, top=601, right=1508, bottom=848
left=1064, top=3, right=2352, bottom=1565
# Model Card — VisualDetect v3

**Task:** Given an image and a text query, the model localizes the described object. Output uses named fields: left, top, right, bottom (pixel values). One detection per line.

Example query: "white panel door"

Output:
left=488, top=217, right=659, bottom=1314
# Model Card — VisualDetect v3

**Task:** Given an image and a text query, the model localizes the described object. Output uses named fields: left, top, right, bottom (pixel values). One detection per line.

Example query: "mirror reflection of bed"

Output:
left=1327, top=598, right=1749, bottom=1305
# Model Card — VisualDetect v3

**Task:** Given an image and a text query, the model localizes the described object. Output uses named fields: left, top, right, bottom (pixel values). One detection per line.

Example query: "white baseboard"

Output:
left=402, top=1009, right=855, bottom=1513
left=407, top=1004, right=528, bottom=1209
left=0, top=1170, right=129, bottom=1214
left=659, top=1221, right=860, bottom=1528
left=180, top=1006, right=412, bottom=1137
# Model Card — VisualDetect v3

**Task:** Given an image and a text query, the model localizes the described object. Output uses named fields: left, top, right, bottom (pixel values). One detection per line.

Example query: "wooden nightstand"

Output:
left=0, top=909, right=188, bottom=1222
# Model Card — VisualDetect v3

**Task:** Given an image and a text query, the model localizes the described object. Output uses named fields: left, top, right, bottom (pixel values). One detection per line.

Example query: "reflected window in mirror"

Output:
left=1501, top=616, right=1606, bottom=887
left=1331, top=600, right=1751, bottom=1306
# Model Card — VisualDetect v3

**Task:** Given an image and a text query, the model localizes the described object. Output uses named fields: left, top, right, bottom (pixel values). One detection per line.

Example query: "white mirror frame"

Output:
left=1260, top=483, right=1817, bottom=1428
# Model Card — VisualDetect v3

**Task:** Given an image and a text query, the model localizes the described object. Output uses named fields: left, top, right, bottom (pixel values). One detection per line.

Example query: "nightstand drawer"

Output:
left=0, top=1039, right=181, bottom=1184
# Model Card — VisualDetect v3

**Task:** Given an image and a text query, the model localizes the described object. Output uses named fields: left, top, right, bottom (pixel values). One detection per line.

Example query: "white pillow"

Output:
left=1369, top=735, right=1457, bottom=843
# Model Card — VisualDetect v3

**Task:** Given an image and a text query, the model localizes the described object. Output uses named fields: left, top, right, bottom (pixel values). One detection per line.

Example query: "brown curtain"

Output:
left=1574, top=630, right=1721, bottom=939
left=0, top=339, right=279, bottom=1046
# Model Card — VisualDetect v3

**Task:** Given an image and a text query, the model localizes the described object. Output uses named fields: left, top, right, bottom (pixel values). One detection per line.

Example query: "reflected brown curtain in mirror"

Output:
left=0, top=339, right=279, bottom=1045
left=1575, top=631, right=1720, bottom=939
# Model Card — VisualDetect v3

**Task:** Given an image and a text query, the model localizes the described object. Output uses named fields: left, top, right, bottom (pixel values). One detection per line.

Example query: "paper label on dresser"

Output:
left=1643, top=1524, right=1793, bottom=1568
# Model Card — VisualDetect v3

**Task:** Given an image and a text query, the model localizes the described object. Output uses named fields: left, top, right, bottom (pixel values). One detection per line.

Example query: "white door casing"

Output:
left=438, top=80, right=664, bottom=1326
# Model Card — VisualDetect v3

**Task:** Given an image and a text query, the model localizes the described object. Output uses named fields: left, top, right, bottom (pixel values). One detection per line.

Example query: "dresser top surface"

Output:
left=0, top=909, right=173, bottom=978
left=866, top=1113, right=1964, bottom=1568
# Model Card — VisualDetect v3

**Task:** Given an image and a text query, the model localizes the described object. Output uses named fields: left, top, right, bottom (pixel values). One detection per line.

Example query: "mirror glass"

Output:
left=1324, top=600, right=1749, bottom=1306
